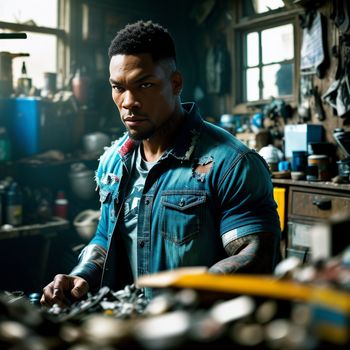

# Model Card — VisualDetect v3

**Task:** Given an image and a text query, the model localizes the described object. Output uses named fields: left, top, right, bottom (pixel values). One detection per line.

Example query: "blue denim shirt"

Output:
left=77, top=103, right=280, bottom=295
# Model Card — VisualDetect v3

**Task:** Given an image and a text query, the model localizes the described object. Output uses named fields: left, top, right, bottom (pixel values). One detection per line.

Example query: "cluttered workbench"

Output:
left=1, top=259, right=350, bottom=350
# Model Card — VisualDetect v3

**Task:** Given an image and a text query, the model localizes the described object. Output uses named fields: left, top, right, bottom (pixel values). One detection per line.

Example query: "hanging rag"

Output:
left=300, top=10, right=328, bottom=78
left=322, top=37, right=350, bottom=119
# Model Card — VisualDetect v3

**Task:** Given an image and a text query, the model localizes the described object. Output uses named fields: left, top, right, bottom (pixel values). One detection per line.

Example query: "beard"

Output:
left=124, top=111, right=182, bottom=141
left=126, top=124, right=157, bottom=141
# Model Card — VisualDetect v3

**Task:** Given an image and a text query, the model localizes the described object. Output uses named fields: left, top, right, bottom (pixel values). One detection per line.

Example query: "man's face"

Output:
left=109, top=53, right=181, bottom=141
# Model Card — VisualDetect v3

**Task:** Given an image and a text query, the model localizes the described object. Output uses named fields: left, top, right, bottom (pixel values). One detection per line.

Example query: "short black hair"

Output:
left=108, top=20, right=176, bottom=63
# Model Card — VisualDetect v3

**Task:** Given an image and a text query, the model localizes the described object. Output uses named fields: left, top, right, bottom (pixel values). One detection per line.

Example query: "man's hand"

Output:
left=40, top=274, right=89, bottom=308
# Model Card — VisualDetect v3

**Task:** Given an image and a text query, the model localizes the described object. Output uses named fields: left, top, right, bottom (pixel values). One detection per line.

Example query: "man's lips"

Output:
left=124, top=116, right=145, bottom=121
left=124, top=116, right=147, bottom=126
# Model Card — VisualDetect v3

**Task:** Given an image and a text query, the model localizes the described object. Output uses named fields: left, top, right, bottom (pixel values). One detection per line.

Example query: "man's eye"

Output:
left=113, top=85, right=124, bottom=93
left=140, top=82, right=153, bottom=88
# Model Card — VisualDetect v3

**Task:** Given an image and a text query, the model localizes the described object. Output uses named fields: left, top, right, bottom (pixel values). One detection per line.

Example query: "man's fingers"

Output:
left=53, top=274, right=70, bottom=291
left=41, top=274, right=70, bottom=307
left=40, top=293, right=51, bottom=307
left=40, top=275, right=89, bottom=308
left=40, top=281, right=55, bottom=307
left=71, top=279, right=89, bottom=299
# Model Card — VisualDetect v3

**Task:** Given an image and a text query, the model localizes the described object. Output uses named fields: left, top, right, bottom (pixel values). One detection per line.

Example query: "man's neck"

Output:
left=141, top=107, right=185, bottom=162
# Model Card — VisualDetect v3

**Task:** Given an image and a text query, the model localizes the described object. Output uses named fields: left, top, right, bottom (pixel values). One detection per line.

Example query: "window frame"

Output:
left=231, top=4, right=303, bottom=110
left=243, top=21, right=295, bottom=101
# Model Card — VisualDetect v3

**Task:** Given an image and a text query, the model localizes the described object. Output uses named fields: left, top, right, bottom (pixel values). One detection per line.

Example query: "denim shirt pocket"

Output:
left=160, top=190, right=206, bottom=245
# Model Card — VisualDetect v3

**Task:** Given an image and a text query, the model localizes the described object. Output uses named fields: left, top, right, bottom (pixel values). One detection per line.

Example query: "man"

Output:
left=41, top=20, right=280, bottom=306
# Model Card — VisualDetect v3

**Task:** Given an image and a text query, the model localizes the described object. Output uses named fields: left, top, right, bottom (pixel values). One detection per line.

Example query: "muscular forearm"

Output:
left=70, top=244, right=107, bottom=291
left=208, top=232, right=276, bottom=274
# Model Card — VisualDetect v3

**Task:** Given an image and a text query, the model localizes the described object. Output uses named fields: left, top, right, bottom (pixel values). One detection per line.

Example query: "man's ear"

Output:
left=171, top=71, right=183, bottom=96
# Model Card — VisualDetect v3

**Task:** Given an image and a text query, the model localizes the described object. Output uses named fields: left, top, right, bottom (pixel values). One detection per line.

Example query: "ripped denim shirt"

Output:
left=71, top=102, right=281, bottom=295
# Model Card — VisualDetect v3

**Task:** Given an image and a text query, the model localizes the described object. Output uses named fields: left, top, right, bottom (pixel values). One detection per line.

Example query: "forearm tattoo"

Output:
left=208, top=232, right=276, bottom=275
left=70, top=244, right=107, bottom=275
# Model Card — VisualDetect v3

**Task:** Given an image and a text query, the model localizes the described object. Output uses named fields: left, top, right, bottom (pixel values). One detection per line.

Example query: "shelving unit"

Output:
left=0, top=218, right=70, bottom=294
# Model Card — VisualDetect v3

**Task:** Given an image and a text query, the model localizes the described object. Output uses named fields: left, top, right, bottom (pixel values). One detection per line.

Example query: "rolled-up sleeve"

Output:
left=218, top=151, right=281, bottom=241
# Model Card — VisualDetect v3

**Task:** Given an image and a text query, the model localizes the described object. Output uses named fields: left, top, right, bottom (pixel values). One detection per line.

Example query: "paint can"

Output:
left=307, top=155, right=330, bottom=181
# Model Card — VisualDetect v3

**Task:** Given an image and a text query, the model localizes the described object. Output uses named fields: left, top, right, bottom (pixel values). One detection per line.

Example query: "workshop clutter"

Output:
left=0, top=177, right=72, bottom=228
left=221, top=1, right=350, bottom=185
left=0, top=97, right=77, bottom=160
left=0, top=172, right=99, bottom=242
left=2, top=255, right=350, bottom=350
left=0, top=51, right=29, bottom=98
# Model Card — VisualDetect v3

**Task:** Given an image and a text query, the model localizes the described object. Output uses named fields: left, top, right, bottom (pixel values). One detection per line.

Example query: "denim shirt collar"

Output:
left=165, top=102, right=203, bottom=161
left=117, top=102, right=203, bottom=163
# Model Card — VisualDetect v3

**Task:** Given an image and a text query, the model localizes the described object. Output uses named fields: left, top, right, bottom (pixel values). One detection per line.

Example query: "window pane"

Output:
left=262, top=63, right=293, bottom=99
left=275, top=63, right=293, bottom=96
left=262, top=24, right=293, bottom=64
left=252, top=0, right=284, bottom=14
left=247, top=32, right=259, bottom=67
left=0, top=0, right=57, bottom=28
left=0, top=32, right=57, bottom=90
left=246, top=68, right=260, bottom=101
left=262, top=64, right=279, bottom=99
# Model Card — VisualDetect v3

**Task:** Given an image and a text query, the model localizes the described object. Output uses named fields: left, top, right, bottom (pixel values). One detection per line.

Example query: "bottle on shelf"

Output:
left=54, top=190, right=69, bottom=219
left=17, top=61, right=32, bottom=96
left=5, top=181, right=23, bottom=226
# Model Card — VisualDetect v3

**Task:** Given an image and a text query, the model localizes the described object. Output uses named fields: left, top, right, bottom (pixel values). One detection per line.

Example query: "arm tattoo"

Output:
left=70, top=244, right=107, bottom=290
left=208, top=232, right=277, bottom=275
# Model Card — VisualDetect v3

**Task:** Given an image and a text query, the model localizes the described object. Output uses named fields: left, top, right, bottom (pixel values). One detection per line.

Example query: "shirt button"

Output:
left=145, top=199, right=150, bottom=205
left=139, top=240, right=145, bottom=248
left=179, top=199, right=185, bottom=207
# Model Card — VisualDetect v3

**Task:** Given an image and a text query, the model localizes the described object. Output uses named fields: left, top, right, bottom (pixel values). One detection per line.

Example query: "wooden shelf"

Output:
left=0, top=217, right=69, bottom=240
left=0, top=151, right=99, bottom=170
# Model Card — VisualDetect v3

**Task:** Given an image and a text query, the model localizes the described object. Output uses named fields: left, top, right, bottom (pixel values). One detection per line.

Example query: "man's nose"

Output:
left=122, top=90, right=140, bottom=109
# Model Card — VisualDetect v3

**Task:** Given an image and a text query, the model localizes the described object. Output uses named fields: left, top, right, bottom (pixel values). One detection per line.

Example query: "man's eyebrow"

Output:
left=134, top=74, right=154, bottom=83
left=109, top=78, right=120, bottom=84
left=109, top=74, right=155, bottom=84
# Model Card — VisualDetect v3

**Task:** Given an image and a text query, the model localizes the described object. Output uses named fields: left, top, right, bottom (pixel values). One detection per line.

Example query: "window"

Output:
left=0, top=0, right=66, bottom=91
left=234, top=0, right=299, bottom=105
left=0, top=0, right=58, bottom=27
left=244, top=23, right=294, bottom=101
